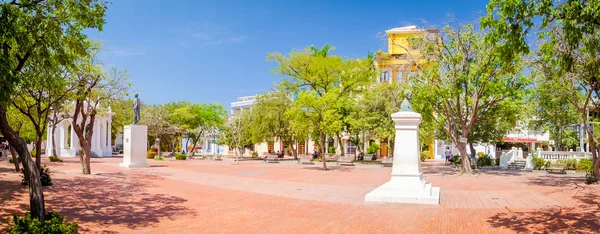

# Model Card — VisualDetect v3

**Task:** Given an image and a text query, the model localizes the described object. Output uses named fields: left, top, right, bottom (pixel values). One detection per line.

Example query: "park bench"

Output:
left=362, top=154, right=376, bottom=161
left=546, top=162, right=567, bottom=174
left=297, top=154, right=314, bottom=165
left=199, top=154, right=209, bottom=160
left=381, top=156, right=393, bottom=167
left=336, top=155, right=354, bottom=166
left=211, top=154, right=223, bottom=161
left=264, top=154, right=279, bottom=163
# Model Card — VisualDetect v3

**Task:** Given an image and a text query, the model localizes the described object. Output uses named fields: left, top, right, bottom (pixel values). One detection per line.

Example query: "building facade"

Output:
left=46, top=103, right=114, bottom=158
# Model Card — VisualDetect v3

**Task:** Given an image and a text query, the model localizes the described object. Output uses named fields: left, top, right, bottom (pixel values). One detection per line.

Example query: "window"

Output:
left=380, top=70, right=390, bottom=83
left=346, top=141, right=357, bottom=155
left=397, top=71, right=404, bottom=82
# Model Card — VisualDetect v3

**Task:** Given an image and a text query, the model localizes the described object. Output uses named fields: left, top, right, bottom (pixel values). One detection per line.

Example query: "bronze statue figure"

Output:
left=133, top=93, right=141, bottom=124
left=400, top=90, right=413, bottom=112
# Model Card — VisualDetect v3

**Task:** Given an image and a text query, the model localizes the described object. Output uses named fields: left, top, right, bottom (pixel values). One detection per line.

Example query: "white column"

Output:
left=365, top=109, right=440, bottom=204
left=46, top=124, right=53, bottom=156
left=107, top=119, right=111, bottom=149
left=69, top=120, right=76, bottom=150
left=58, top=123, right=65, bottom=149
left=71, top=120, right=79, bottom=154
left=100, top=121, right=106, bottom=151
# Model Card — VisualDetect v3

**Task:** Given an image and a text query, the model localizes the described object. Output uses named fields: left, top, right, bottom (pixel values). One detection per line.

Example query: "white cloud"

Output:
left=186, top=22, right=248, bottom=46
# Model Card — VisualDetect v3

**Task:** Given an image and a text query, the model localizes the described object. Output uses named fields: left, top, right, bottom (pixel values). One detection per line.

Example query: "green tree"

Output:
left=0, top=0, right=107, bottom=221
left=223, top=110, right=252, bottom=160
left=483, top=0, right=600, bottom=179
left=269, top=45, right=377, bottom=169
left=109, top=98, right=133, bottom=143
left=72, top=59, right=130, bottom=175
left=6, top=106, right=36, bottom=172
left=409, top=24, right=529, bottom=174
left=172, top=103, right=226, bottom=156
left=248, top=89, right=307, bottom=159
left=561, top=129, right=579, bottom=150
left=141, top=104, right=182, bottom=155
left=531, top=69, right=580, bottom=151
left=10, top=54, right=75, bottom=169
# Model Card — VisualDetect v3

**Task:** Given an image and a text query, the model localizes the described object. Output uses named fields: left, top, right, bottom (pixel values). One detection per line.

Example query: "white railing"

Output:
left=537, top=151, right=592, bottom=162
left=500, top=147, right=526, bottom=169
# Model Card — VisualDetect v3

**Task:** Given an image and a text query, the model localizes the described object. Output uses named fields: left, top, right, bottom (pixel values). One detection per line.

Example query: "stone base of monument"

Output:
left=364, top=174, right=440, bottom=204
left=364, top=102, right=440, bottom=205
left=120, top=125, right=149, bottom=168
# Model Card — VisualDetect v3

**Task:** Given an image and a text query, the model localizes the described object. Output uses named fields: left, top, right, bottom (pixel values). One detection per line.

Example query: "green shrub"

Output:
left=477, top=155, right=493, bottom=167
left=21, top=165, right=52, bottom=186
left=9, top=157, right=20, bottom=164
left=566, top=159, right=577, bottom=170
left=532, top=157, right=547, bottom=170
left=451, top=155, right=461, bottom=165
left=251, top=151, right=258, bottom=157
left=7, top=212, right=77, bottom=234
left=420, top=151, right=428, bottom=162
left=154, top=156, right=164, bottom=161
left=556, top=159, right=577, bottom=170
left=48, top=156, right=62, bottom=163
left=495, top=157, right=500, bottom=166
left=175, top=154, right=187, bottom=160
left=477, top=152, right=484, bottom=157
left=367, top=143, right=380, bottom=154
left=146, top=150, right=156, bottom=159
left=328, top=146, right=336, bottom=154
left=576, top=158, right=593, bottom=173
left=29, top=150, right=37, bottom=158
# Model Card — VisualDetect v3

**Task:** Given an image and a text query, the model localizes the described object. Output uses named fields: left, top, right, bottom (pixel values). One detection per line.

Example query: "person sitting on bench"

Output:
left=357, top=150, right=365, bottom=161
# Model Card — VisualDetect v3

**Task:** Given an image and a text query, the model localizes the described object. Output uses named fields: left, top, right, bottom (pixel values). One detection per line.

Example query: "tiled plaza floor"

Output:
left=1, top=156, right=598, bottom=233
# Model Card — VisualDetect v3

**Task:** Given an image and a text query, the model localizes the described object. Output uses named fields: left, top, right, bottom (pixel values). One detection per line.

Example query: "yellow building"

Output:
left=375, top=25, right=439, bottom=158
left=375, top=25, right=438, bottom=83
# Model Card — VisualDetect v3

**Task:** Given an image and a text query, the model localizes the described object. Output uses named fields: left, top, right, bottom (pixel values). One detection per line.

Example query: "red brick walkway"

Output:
left=1, top=157, right=598, bottom=233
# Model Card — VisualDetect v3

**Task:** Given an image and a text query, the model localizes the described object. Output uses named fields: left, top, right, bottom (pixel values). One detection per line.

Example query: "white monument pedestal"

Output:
left=120, top=125, right=149, bottom=168
left=365, top=111, right=440, bottom=204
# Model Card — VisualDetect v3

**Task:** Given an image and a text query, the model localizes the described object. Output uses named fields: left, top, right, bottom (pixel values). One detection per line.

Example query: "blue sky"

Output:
left=89, top=0, right=490, bottom=107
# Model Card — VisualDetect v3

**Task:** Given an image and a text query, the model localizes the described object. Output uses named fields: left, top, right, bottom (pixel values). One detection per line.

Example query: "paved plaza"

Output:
left=1, top=157, right=599, bottom=233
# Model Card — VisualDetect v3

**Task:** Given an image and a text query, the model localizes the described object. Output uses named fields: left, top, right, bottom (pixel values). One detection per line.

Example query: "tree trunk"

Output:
left=469, top=143, right=476, bottom=157
left=555, top=125, right=562, bottom=151
left=336, top=133, right=344, bottom=156
left=35, top=133, right=43, bottom=169
left=10, top=146, right=20, bottom=172
left=319, top=131, right=327, bottom=170
left=457, top=142, right=472, bottom=174
left=0, top=105, right=45, bottom=221
left=51, top=123, right=58, bottom=157
left=292, top=142, right=298, bottom=160
left=190, top=135, right=200, bottom=156
left=582, top=113, right=599, bottom=180
left=469, top=142, right=477, bottom=169
left=78, top=142, right=92, bottom=174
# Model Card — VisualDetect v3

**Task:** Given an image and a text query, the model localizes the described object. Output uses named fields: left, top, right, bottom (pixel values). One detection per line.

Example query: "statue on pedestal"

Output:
left=133, top=94, right=141, bottom=124
left=400, top=90, right=413, bottom=112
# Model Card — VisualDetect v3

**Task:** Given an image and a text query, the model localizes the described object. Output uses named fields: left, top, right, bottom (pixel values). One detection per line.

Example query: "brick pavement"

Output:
left=0, top=156, right=598, bottom=233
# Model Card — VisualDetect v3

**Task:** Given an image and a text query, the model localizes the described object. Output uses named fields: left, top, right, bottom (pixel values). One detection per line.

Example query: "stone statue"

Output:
left=400, top=90, right=413, bottom=112
left=133, top=94, right=141, bottom=124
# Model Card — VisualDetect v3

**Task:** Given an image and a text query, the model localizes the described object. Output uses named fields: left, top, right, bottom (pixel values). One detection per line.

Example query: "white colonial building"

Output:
left=46, top=103, right=114, bottom=158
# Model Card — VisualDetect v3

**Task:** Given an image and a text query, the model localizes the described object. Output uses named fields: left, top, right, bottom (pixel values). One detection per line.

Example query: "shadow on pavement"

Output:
left=488, top=191, right=600, bottom=233
left=44, top=171, right=194, bottom=232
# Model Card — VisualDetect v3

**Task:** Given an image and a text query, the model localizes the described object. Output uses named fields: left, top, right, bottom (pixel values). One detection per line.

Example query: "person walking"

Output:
left=445, top=147, right=452, bottom=165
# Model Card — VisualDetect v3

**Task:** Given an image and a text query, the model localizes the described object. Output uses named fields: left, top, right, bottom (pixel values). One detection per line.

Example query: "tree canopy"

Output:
left=410, top=24, right=530, bottom=174
left=269, top=45, right=377, bottom=169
